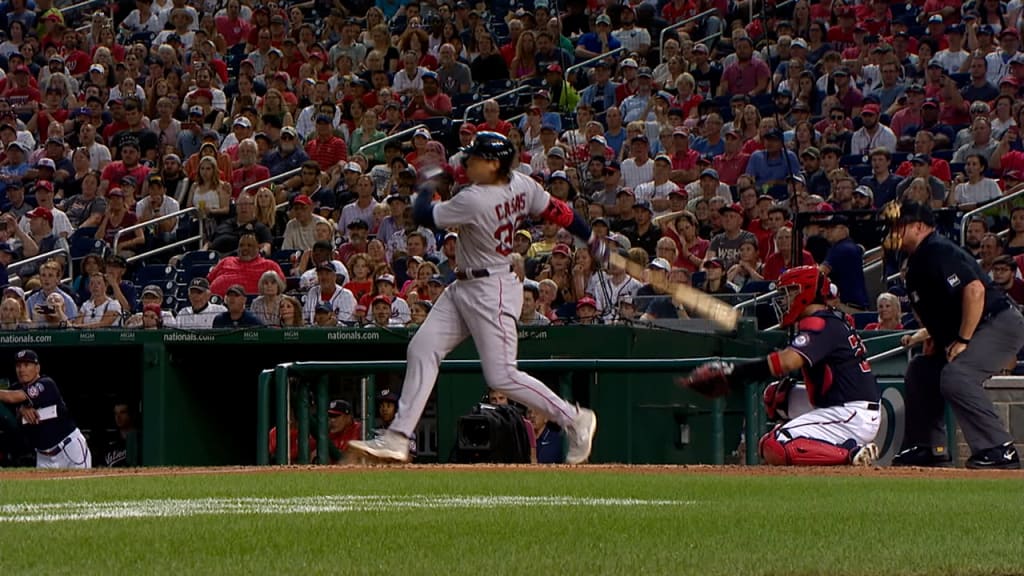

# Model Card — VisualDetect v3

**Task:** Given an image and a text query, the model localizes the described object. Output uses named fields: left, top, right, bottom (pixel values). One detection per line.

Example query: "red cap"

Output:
left=861, top=103, right=881, bottom=115
left=1002, top=76, right=1020, bottom=86
left=35, top=180, right=54, bottom=192
left=27, top=206, right=54, bottom=223
left=576, top=296, right=598, bottom=310
left=13, top=65, right=30, bottom=74
left=372, top=294, right=392, bottom=306
left=292, top=194, right=313, bottom=206
left=816, top=202, right=835, bottom=213
left=460, top=123, right=477, bottom=135
left=546, top=63, right=563, bottom=74
left=309, top=51, right=325, bottom=61
left=1002, top=27, right=1020, bottom=38
left=551, top=243, right=572, bottom=257
left=719, top=202, right=744, bottom=215
left=191, top=88, right=213, bottom=101
left=143, top=303, right=162, bottom=314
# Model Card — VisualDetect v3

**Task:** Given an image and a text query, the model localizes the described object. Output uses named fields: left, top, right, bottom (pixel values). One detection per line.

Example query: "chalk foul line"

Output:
left=0, top=495, right=693, bottom=523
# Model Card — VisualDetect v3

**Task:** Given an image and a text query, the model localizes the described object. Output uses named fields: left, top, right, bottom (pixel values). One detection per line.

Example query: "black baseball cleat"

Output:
left=966, top=442, right=1021, bottom=470
left=891, top=445, right=953, bottom=467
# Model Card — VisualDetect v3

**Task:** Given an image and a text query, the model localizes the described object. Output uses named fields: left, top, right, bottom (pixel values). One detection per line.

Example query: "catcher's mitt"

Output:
left=677, top=361, right=734, bottom=399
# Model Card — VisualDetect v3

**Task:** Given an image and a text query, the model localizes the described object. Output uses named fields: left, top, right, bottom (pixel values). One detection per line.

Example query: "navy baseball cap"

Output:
left=327, top=399, right=353, bottom=415
left=378, top=389, right=400, bottom=402
left=0, top=243, right=16, bottom=255
left=314, top=302, right=334, bottom=314
left=15, top=349, right=39, bottom=364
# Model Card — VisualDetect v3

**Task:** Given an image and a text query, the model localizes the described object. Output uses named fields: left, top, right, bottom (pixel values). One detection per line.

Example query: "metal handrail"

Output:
left=356, top=123, right=428, bottom=157
left=959, top=187, right=1024, bottom=245
left=462, top=86, right=534, bottom=121
left=60, top=0, right=104, bottom=13
left=113, top=206, right=198, bottom=256
left=659, top=8, right=716, bottom=59
left=8, top=247, right=74, bottom=284
left=734, top=287, right=778, bottom=311
left=242, top=166, right=303, bottom=197
left=693, top=31, right=722, bottom=48
left=866, top=341, right=914, bottom=364
left=565, top=46, right=625, bottom=79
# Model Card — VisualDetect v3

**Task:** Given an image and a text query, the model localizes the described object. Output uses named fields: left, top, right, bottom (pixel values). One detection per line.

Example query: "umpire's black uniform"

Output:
left=895, top=203, right=1023, bottom=469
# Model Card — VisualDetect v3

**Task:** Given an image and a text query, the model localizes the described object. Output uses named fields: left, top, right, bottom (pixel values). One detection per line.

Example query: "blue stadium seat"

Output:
left=179, top=250, right=218, bottom=270
left=848, top=164, right=872, bottom=180
left=134, top=264, right=175, bottom=287
left=743, top=280, right=774, bottom=294
left=272, top=249, right=300, bottom=276
left=421, top=116, right=452, bottom=139
left=841, top=154, right=868, bottom=167
left=931, top=149, right=954, bottom=161
left=890, top=152, right=909, bottom=166
left=852, top=312, right=877, bottom=329
left=182, top=264, right=213, bottom=283
left=70, top=237, right=106, bottom=261
left=949, top=162, right=966, bottom=177
left=480, top=79, right=514, bottom=97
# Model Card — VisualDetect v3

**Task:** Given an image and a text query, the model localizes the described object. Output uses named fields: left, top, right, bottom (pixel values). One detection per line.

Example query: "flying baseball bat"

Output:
left=609, top=251, right=739, bottom=331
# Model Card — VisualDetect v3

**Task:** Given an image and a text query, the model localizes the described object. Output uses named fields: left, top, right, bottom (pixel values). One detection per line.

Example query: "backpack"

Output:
left=452, top=403, right=532, bottom=464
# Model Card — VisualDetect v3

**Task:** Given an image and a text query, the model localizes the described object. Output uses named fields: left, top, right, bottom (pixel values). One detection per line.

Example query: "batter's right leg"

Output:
left=348, top=287, right=469, bottom=462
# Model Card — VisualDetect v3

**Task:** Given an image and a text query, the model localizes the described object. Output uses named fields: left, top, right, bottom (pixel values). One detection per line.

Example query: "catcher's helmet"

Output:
left=772, top=265, right=829, bottom=328
left=460, top=131, right=516, bottom=172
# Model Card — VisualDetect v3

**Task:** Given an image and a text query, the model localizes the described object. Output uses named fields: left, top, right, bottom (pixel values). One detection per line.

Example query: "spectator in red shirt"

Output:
left=406, top=71, right=452, bottom=121
left=215, top=0, right=251, bottom=48
left=863, top=292, right=905, bottom=330
left=208, top=230, right=286, bottom=296
left=719, top=37, right=770, bottom=97
left=762, top=226, right=815, bottom=281
left=305, top=109, right=348, bottom=171
left=477, top=99, right=513, bottom=135
left=99, top=140, right=151, bottom=196
left=712, top=127, right=750, bottom=186
left=991, top=255, right=1024, bottom=305
left=231, top=139, right=270, bottom=199
left=2, top=66, right=42, bottom=118
left=895, top=130, right=952, bottom=182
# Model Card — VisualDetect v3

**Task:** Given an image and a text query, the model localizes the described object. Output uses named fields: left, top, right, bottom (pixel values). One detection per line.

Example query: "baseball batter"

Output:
left=348, top=132, right=598, bottom=464
left=0, top=350, right=91, bottom=469
left=680, top=266, right=880, bottom=465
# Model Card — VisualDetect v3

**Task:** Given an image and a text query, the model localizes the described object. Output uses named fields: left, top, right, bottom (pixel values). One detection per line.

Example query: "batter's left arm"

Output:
left=537, top=197, right=591, bottom=241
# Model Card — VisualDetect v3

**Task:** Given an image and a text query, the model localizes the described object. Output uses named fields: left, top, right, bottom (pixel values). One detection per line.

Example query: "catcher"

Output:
left=680, top=266, right=881, bottom=466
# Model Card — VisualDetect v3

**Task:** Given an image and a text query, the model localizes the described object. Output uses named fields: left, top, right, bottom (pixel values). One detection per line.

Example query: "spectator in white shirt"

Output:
left=949, top=154, right=1003, bottom=210
left=303, top=262, right=357, bottom=324
left=849, top=103, right=897, bottom=155
left=175, top=277, right=227, bottom=328
left=621, top=135, right=654, bottom=189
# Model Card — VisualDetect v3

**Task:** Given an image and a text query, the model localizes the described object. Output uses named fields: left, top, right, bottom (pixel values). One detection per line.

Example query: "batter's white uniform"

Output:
left=389, top=172, right=581, bottom=437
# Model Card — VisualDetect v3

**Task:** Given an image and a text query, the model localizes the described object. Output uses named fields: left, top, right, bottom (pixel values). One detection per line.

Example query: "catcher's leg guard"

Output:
left=759, top=427, right=853, bottom=466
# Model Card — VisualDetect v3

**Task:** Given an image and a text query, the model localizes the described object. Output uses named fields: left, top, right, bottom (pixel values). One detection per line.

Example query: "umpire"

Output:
left=893, top=202, right=1023, bottom=469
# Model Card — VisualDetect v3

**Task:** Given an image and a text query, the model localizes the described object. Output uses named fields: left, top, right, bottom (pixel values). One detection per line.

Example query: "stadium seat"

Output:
left=852, top=312, right=877, bottom=329
left=743, top=280, right=774, bottom=294
left=848, top=164, right=872, bottom=180
left=70, top=237, right=106, bottom=261
left=179, top=250, right=219, bottom=270
left=932, top=149, right=953, bottom=161
left=134, top=264, right=175, bottom=287
left=841, top=154, right=868, bottom=167
left=272, top=249, right=300, bottom=276
left=480, top=79, right=514, bottom=97
left=890, top=152, right=909, bottom=165
left=182, top=264, right=214, bottom=283
left=421, top=116, right=453, bottom=140
left=949, top=162, right=965, bottom=177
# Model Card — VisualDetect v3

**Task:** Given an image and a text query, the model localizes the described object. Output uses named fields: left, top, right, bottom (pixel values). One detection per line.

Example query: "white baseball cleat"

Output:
left=851, top=442, right=879, bottom=467
left=566, top=406, right=597, bottom=464
left=347, top=430, right=411, bottom=463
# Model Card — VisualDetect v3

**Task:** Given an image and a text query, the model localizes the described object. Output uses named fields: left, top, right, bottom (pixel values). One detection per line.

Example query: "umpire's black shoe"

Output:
left=966, top=442, right=1021, bottom=470
left=891, top=445, right=953, bottom=467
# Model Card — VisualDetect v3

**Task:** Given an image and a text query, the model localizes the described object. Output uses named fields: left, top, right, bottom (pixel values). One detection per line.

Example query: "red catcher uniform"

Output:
left=759, top=307, right=882, bottom=465
left=328, top=421, right=363, bottom=464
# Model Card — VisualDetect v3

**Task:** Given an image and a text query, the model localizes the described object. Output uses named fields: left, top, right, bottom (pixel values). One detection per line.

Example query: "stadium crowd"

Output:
left=1, top=0, right=1024, bottom=331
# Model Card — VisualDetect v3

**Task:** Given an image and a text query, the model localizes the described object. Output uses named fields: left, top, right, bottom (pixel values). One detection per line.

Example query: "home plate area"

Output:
left=0, top=494, right=692, bottom=523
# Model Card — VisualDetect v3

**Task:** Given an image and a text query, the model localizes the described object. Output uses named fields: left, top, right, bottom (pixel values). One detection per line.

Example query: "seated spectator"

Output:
left=61, top=171, right=106, bottom=229
left=26, top=260, right=78, bottom=325
left=407, top=300, right=432, bottom=327
left=763, top=226, right=816, bottom=281
left=303, top=262, right=357, bottom=325
left=990, top=255, right=1024, bottom=305
left=22, top=182, right=72, bottom=239
left=123, top=284, right=176, bottom=328
left=231, top=138, right=270, bottom=199
left=623, top=201, right=660, bottom=257
left=0, top=296, right=31, bottom=330
left=575, top=296, right=601, bottom=325
left=312, top=302, right=337, bottom=326
left=894, top=157, right=946, bottom=209
left=282, top=194, right=329, bottom=252
left=275, top=295, right=305, bottom=328
left=726, top=239, right=764, bottom=290
left=207, top=230, right=286, bottom=296
left=96, top=188, right=144, bottom=255
left=706, top=203, right=758, bottom=269
left=71, top=253, right=105, bottom=303
left=175, top=277, right=227, bottom=329
left=135, top=174, right=181, bottom=247
left=367, top=294, right=402, bottom=327
left=949, top=154, right=1001, bottom=210
left=1005, top=207, right=1024, bottom=257
left=71, top=273, right=122, bottom=328
left=520, top=280, right=550, bottom=326
left=212, top=284, right=264, bottom=327
left=864, top=292, right=904, bottom=331
left=526, top=406, right=564, bottom=464
left=323, top=399, right=362, bottom=463
left=700, top=258, right=739, bottom=295
left=249, top=271, right=287, bottom=326
left=208, top=192, right=273, bottom=255
left=979, top=233, right=1004, bottom=275
left=636, top=258, right=681, bottom=319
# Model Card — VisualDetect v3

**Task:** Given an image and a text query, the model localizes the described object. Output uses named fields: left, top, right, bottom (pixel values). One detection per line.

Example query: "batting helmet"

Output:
left=772, top=265, right=829, bottom=328
left=460, top=131, right=516, bottom=173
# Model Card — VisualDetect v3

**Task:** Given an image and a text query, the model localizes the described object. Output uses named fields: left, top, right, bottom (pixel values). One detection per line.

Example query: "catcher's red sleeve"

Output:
left=538, top=197, right=575, bottom=228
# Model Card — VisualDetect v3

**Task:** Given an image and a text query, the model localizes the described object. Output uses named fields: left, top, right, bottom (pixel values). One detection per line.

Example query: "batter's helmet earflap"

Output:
left=460, top=131, right=516, bottom=174
left=772, top=265, right=829, bottom=328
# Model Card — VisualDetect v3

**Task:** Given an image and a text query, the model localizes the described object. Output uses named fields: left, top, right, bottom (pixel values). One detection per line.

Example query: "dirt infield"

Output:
left=0, top=463, right=1021, bottom=481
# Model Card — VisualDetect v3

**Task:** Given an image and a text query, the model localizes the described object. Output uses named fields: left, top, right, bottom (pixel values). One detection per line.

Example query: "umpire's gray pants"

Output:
left=904, top=307, right=1024, bottom=454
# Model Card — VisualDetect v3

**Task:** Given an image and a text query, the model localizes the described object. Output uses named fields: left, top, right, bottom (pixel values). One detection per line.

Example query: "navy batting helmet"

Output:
left=460, top=131, right=516, bottom=172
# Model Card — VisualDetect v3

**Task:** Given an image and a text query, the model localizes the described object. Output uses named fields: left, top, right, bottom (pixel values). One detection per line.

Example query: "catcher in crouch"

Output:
left=680, top=266, right=881, bottom=466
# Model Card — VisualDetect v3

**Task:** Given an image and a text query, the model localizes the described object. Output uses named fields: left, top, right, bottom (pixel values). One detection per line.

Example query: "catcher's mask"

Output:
left=772, top=265, right=829, bottom=327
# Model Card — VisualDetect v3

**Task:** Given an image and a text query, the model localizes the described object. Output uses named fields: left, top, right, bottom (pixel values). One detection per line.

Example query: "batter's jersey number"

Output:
left=493, top=217, right=524, bottom=256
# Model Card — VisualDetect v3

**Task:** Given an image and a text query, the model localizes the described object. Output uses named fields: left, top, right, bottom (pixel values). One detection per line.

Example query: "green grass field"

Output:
left=0, top=467, right=1021, bottom=575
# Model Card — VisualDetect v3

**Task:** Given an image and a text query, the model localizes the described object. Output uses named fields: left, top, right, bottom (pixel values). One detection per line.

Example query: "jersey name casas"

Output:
left=434, top=171, right=551, bottom=270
